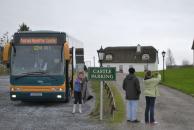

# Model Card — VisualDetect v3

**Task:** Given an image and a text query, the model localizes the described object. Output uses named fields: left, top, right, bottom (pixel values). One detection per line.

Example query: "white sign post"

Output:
left=100, top=81, right=103, bottom=120
left=88, top=67, right=116, bottom=120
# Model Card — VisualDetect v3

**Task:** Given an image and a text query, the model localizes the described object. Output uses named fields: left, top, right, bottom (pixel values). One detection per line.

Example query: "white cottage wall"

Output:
left=102, top=62, right=158, bottom=73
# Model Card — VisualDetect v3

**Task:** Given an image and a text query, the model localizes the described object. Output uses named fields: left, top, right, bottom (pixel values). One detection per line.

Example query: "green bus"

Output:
left=2, top=31, right=78, bottom=102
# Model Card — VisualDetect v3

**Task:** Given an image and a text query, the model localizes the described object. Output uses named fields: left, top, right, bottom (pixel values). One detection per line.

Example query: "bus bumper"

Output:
left=10, top=92, right=65, bottom=101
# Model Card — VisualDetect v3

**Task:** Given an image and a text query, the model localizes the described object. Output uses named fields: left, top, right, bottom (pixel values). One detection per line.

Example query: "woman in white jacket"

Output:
left=144, top=71, right=161, bottom=124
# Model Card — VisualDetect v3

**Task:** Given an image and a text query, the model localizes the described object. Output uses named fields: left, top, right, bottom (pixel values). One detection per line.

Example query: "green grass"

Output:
left=90, top=80, right=100, bottom=118
left=90, top=81, right=125, bottom=123
left=136, top=67, right=194, bottom=96
left=108, top=82, right=125, bottom=123
left=161, top=67, right=194, bottom=96
left=136, top=71, right=145, bottom=78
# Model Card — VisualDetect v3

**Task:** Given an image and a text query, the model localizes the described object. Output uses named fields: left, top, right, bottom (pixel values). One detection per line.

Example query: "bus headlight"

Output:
left=12, top=95, right=16, bottom=98
left=57, top=95, right=62, bottom=99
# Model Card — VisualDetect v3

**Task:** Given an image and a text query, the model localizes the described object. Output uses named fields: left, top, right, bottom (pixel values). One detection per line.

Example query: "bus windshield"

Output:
left=11, top=45, right=64, bottom=76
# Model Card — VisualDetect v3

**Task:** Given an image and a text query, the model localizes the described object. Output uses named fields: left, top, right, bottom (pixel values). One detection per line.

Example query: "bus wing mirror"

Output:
left=64, top=42, right=70, bottom=60
left=2, top=43, right=11, bottom=67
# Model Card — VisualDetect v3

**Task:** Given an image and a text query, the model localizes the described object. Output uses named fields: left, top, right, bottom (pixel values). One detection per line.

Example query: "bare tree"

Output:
left=0, top=32, right=10, bottom=45
left=166, top=48, right=176, bottom=66
left=182, top=59, right=190, bottom=66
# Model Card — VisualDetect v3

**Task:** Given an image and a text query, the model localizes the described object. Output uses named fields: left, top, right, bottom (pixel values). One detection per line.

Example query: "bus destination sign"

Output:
left=20, top=37, right=57, bottom=44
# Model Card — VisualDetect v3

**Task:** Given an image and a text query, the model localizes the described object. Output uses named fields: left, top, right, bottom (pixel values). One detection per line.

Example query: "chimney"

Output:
left=137, top=44, right=141, bottom=53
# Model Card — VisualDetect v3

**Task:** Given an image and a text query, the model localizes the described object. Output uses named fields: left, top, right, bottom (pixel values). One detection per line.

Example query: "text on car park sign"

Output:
left=88, top=67, right=116, bottom=81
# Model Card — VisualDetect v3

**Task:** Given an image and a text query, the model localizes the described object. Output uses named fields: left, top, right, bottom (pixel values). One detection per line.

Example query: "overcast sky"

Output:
left=0, top=0, right=194, bottom=68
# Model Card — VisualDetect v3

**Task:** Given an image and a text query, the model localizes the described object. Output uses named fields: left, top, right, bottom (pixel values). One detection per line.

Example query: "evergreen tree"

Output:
left=17, top=23, right=30, bottom=32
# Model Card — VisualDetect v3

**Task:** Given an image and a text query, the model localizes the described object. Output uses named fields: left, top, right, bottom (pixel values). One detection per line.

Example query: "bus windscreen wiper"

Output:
left=15, top=71, right=58, bottom=81
left=61, top=45, right=63, bottom=62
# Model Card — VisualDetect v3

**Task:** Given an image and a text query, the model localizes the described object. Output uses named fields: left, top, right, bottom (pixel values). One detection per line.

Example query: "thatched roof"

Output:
left=102, top=46, right=158, bottom=63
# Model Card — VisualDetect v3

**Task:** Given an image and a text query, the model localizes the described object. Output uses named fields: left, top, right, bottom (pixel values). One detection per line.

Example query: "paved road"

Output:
left=114, top=73, right=194, bottom=130
left=0, top=76, right=108, bottom=130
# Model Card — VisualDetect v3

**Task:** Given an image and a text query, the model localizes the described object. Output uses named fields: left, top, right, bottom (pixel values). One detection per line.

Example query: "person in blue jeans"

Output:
left=72, top=71, right=84, bottom=114
left=145, top=97, right=156, bottom=123
left=144, top=71, right=161, bottom=124
left=123, top=67, right=141, bottom=123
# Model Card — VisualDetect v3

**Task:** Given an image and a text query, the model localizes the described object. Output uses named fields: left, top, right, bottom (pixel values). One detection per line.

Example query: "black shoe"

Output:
left=131, top=120, right=140, bottom=123
left=87, top=95, right=93, bottom=100
left=127, top=120, right=132, bottom=122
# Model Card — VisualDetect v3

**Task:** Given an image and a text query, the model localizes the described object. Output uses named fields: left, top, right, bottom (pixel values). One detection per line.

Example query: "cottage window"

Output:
left=129, top=65, right=133, bottom=68
left=105, top=54, right=112, bottom=61
left=119, top=65, right=123, bottom=73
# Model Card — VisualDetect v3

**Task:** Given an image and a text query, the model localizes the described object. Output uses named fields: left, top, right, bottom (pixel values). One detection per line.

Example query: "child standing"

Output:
left=72, top=71, right=84, bottom=114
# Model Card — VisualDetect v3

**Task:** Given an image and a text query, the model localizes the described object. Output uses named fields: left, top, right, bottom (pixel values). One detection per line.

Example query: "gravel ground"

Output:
left=0, top=76, right=109, bottom=130
left=113, top=73, right=194, bottom=130
left=1, top=73, right=194, bottom=130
